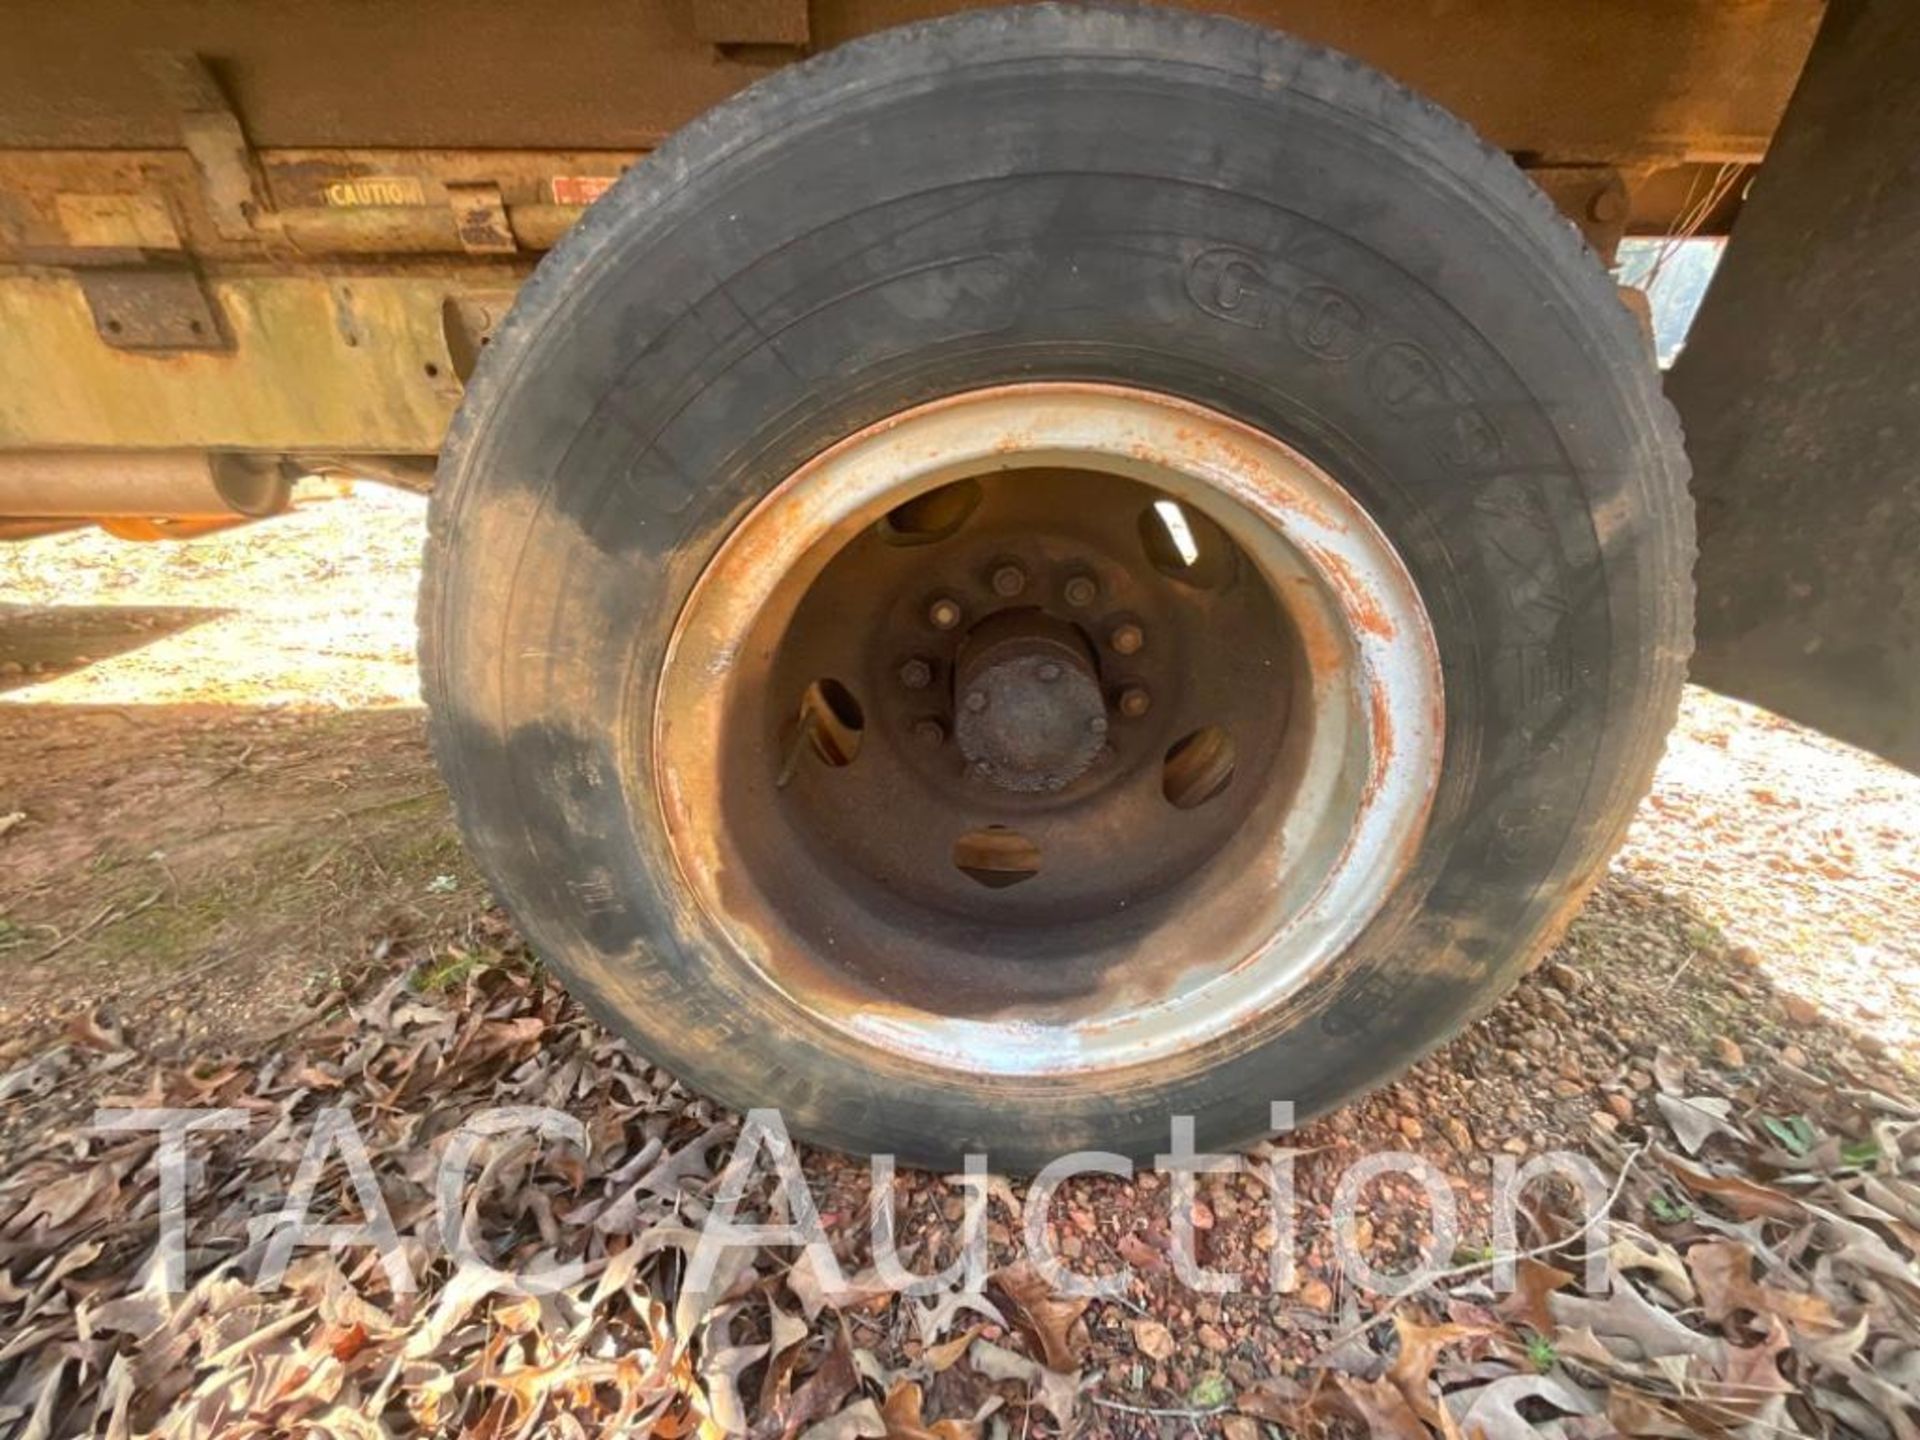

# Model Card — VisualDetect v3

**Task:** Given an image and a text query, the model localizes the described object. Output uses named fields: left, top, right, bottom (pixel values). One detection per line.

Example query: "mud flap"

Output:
left=1669, top=0, right=1920, bottom=771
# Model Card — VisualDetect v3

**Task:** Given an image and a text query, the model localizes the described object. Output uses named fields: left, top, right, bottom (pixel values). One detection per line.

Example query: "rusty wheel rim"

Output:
left=655, top=384, right=1442, bottom=1077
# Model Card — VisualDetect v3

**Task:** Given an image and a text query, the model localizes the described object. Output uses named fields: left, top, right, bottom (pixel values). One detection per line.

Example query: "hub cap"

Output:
left=654, top=384, right=1443, bottom=1077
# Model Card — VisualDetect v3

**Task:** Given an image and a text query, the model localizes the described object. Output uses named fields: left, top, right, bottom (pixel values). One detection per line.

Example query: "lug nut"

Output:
left=1062, top=574, right=1098, bottom=608
left=964, top=689, right=989, bottom=713
left=1088, top=716, right=1109, bottom=736
left=913, top=718, right=946, bottom=746
left=1110, top=622, right=1145, bottom=656
left=928, top=597, right=963, bottom=631
left=1118, top=686, right=1151, bottom=718
left=898, top=657, right=933, bottom=690
left=990, top=562, right=1028, bottom=598
left=1037, top=662, right=1062, bottom=683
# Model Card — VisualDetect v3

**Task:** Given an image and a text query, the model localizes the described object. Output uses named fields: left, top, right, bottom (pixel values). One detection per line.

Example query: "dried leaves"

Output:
left=0, top=964, right=1046, bottom=1437
left=1278, top=1042, right=1920, bottom=1440
left=2, top=931, right=1917, bottom=1438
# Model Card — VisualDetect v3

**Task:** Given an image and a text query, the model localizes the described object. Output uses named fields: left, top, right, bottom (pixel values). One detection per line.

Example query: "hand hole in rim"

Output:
left=793, top=678, right=864, bottom=769
left=877, top=478, right=982, bottom=546
left=953, top=825, right=1042, bottom=888
left=1163, top=726, right=1236, bottom=809
left=1140, top=498, right=1236, bottom=589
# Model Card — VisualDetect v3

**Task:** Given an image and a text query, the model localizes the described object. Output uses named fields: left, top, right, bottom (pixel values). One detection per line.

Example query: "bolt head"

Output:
left=928, top=598, right=963, bottom=631
left=990, top=562, right=1028, bottom=598
left=964, top=689, right=989, bottom=713
left=1110, top=622, right=1145, bottom=656
left=1118, top=686, right=1151, bottom=718
left=1088, top=716, right=1109, bottom=736
left=1036, top=661, right=1062, bottom=683
left=898, top=658, right=933, bottom=690
left=913, top=718, right=946, bottom=746
left=1063, top=575, right=1098, bottom=608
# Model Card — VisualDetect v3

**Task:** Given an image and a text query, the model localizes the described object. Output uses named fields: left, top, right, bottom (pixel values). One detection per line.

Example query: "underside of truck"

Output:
left=2, top=0, right=1912, bottom=1161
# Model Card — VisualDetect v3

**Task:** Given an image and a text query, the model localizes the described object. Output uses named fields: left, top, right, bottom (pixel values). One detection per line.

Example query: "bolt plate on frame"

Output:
left=79, top=267, right=229, bottom=351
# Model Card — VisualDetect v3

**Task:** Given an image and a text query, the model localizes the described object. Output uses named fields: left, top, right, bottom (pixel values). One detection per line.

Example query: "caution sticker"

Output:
left=322, top=175, right=428, bottom=207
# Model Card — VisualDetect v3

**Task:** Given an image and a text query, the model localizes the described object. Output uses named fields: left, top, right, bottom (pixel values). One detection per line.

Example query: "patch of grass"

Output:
left=94, top=887, right=234, bottom=974
left=413, top=949, right=481, bottom=994
left=84, top=791, right=472, bottom=978
left=1525, top=1333, right=1558, bottom=1373
left=1648, top=1192, right=1694, bottom=1224
left=1187, top=1373, right=1232, bottom=1408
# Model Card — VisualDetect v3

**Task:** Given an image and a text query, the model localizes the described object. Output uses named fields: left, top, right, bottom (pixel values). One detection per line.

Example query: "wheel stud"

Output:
left=1110, top=622, right=1145, bottom=655
left=1037, top=661, right=1062, bottom=683
left=1089, top=716, right=1109, bottom=736
left=1062, top=574, right=1098, bottom=608
left=990, top=562, right=1028, bottom=598
left=913, top=717, right=946, bottom=746
left=928, top=597, right=963, bottom=631
left=1118, top=685, right=1151, bottom=718
left=898, top=657, right=933, bottom=690
left=964, top=688, right=989, bottom=713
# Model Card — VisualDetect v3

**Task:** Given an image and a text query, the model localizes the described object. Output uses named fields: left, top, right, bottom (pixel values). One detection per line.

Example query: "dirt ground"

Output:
left=1, top=491, right=1916, bottom=1438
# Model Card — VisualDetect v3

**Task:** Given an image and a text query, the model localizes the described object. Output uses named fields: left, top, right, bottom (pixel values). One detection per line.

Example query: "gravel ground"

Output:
left=0, top=491, right=1915, bottom=1437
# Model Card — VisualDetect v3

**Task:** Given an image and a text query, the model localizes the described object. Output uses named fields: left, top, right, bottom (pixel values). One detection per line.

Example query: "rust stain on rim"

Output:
left=652, top=383, right=1444, bottom=1077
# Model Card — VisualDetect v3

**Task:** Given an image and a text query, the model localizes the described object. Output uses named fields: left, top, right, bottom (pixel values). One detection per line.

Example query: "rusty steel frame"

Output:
left=653, top=383, right=1443, bottom=1076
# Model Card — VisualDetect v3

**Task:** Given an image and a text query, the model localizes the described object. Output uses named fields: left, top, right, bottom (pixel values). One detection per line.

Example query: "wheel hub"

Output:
left=953, top=609, right=1107, bottom=793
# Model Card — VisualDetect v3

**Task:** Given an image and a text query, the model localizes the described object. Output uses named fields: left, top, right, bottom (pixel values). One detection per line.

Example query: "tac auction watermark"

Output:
left=92, top=1102, right=1620, bottom=1302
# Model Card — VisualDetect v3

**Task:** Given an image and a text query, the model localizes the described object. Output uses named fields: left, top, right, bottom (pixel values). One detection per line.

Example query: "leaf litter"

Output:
left=0, top=943, right=1911, bottom=1438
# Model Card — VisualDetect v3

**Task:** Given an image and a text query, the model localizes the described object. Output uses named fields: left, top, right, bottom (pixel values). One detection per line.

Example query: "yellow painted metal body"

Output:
left=0, top=275, right=463, bottom=453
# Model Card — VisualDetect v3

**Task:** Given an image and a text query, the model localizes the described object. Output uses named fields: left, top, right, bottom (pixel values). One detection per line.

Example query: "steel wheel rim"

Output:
left=654, top=383, right=1443, bottom=1077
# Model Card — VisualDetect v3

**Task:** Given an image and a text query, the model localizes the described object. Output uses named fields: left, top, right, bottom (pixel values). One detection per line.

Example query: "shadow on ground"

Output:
left=0, top=604, right=227, bottom=691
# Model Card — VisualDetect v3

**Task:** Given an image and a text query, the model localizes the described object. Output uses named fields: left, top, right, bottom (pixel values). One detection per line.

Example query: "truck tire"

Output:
left=421, top=4, right=1691, bottom=1168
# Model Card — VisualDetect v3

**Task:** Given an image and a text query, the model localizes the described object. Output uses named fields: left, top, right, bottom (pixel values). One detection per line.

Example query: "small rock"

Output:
left=1605, top=1092, right=1635, bottom=1121
left=1544, top=962, right=1582, bottom=993
left=1130, top=1318, right=1176, bottom=1362
left=1731, top=945, right=1763, bottom=968
left=1712, top=1036, right=1745, bottom=1068
left=1198, top=1322, right=1231, bottom=1354
left=1298, top=1277, right=1333, bottom=1312
left=1398, top=1114, right=1424, bottom=1142
left=1780, top=1043, right=1808, bottom=1068
left=1781, top=995, right=1820, bottom=1027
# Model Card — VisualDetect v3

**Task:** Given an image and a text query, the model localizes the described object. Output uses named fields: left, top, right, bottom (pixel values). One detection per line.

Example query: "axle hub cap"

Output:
left=954, top=610, right=1106, bottom=792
